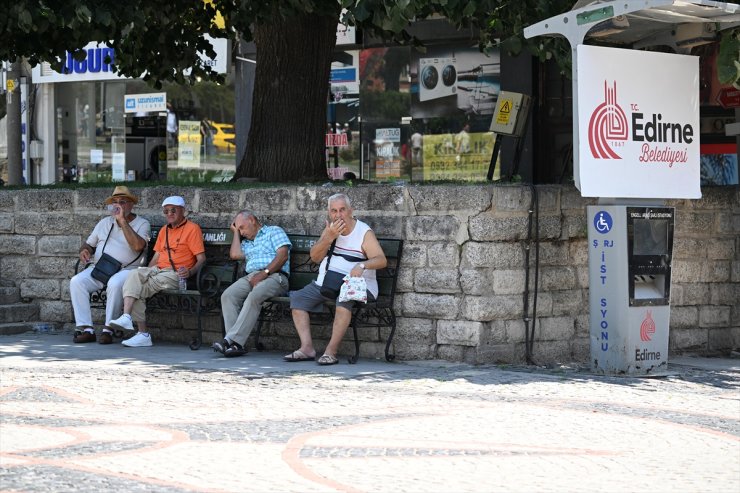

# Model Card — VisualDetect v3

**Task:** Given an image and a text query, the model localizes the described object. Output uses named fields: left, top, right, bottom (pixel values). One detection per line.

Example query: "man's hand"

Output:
left=249, top=270, right=268, bottom=287
left=79, top=248, right=92, bottom=265
left=325, top=218, right=347, bottom=239
left=349, top=264, right=364, bottom=278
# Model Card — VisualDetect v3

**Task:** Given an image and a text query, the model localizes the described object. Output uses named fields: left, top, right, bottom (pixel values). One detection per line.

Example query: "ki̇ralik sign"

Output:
left=577, top=45, right=701, bottom=199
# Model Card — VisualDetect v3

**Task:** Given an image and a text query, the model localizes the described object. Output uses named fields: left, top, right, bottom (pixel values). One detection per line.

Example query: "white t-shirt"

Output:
left=315, top=219, right=378, bottom=298
left=86, top=215, right=151, bottom=269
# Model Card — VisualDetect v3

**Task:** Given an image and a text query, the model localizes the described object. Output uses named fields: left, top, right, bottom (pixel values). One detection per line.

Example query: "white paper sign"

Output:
left=90, top=149, right=103, bottom=164
left=577, top=46, right=700, bottom=199
left=112, top=152, right=126, bottom=181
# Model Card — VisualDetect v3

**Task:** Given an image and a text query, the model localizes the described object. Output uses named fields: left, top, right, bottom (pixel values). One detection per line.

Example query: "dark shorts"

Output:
left=289, top=281, right=375, bottom=312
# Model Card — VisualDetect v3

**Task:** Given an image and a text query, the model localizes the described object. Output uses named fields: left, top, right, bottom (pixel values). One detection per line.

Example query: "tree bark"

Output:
left=235, top=12, right=338, bottom=182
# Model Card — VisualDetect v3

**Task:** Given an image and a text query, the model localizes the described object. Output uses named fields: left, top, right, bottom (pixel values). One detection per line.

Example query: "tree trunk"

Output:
left=235, top=12, right=338, bottom=182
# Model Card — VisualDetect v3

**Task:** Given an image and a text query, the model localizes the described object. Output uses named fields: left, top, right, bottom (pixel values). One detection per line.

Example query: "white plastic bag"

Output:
left=337, top=275, right=368, bottom=303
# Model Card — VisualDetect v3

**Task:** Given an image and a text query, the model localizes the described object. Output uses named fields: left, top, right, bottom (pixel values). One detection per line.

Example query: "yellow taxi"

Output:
left=210, top=122, right=236, bottom=153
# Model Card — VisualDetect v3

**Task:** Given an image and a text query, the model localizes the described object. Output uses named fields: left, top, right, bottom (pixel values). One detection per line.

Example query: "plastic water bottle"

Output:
left=178, top=267, right=187, bottom=291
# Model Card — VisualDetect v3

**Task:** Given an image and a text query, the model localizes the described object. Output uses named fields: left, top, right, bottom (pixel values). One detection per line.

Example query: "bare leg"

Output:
left=122, top=296, right=135, bottom=314
left=290, top=309, right=316, bottom=358
left=323, top=307, right=352, bottom=357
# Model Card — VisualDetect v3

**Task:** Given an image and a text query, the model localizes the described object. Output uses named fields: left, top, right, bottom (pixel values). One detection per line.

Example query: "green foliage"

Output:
left=359, top=90, right=411, bottom=121
left=717, top=27, right=740, bottom=88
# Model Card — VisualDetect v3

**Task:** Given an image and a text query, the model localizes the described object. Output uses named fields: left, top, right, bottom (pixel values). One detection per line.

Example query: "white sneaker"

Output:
left=109, top=314, right=134, bottom=332
left=122, top=332, right=152, bottom=347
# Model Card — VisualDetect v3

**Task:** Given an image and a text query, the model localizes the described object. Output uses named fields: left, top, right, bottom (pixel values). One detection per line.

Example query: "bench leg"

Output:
left=348, top=309, right=361, bottom=364
left=384, top=311, right=397, bottom=362
left=189, top=299, right=203, bottom=350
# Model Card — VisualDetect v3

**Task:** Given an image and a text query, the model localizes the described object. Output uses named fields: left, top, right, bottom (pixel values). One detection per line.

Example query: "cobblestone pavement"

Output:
left=1, top=333, right=739, bottom=493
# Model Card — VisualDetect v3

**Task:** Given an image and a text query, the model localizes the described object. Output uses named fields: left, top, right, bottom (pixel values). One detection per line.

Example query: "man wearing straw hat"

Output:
left=70, top=186, right=151, bottom=345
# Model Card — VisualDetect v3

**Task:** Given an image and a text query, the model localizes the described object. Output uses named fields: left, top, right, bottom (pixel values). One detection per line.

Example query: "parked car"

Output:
left=210, top=122, right=235, bottom=153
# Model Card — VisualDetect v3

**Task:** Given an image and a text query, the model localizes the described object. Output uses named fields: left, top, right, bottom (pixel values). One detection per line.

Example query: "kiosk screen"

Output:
left=632, top=219, right=669, bottom=256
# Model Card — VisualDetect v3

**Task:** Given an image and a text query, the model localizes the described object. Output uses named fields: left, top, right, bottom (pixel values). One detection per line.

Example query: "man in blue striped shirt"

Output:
left=214, top=211, right=291, bottom=357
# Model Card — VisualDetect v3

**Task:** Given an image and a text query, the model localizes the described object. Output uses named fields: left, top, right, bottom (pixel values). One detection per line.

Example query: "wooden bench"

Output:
left=254, top=234, right=403, bottom=364
left=75, top=227, right=239, bottom=350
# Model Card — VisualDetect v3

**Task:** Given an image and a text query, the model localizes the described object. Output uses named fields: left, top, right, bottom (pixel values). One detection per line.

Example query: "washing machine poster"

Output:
left=412, top=46, right=500, bottom=118
left=374, top=128, right=401, bottom=178
left=177, top=120, right=201, bottom=168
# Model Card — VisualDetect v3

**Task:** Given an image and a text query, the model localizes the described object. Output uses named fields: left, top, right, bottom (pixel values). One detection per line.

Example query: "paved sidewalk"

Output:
left=1, top=332, right=739, bottom=492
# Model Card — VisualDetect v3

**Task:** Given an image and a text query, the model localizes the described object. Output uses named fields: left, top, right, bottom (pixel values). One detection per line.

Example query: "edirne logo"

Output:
left=588, top=81, right=628, bottom=159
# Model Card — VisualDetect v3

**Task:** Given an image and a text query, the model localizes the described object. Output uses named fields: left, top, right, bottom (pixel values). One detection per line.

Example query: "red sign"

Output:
left=325, top=133, right=349, bottom=147
left=716, top=87, right=740, bottom=109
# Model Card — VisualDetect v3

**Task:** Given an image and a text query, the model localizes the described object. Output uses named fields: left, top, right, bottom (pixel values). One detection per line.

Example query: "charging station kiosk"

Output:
left=524, top=1, right=737, bottom=374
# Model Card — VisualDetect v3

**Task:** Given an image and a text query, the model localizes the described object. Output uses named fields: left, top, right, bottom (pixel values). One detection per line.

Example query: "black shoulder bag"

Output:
left=319, top=239, right=345, bottom=299
left=90, top=224, right=143, bottom=284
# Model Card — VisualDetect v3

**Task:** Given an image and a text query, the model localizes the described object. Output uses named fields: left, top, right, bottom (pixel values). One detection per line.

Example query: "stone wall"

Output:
left=0, top=184, right=737, bottom=363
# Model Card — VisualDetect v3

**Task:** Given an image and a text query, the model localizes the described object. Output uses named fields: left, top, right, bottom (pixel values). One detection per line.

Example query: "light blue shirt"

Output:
left=241, top=225, right=291, bottom=275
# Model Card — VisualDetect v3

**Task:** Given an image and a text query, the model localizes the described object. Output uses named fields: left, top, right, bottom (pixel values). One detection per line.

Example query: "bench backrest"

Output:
left=286, top=234, right=403, bottom=301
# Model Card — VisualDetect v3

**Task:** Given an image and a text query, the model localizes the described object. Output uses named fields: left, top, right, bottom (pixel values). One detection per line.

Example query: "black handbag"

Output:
left=90, top=252, right=122, bottom=284
left=320, top=270, right=346, bottom=299
left=90, top=224, right=143, bottom=284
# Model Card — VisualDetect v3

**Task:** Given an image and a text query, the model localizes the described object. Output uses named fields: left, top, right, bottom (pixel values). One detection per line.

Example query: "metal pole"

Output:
left=6, top=58, right=23, bottom=185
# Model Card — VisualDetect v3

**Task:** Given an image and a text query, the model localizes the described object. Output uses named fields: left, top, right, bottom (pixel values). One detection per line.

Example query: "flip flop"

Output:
left=317, top=354, right=339, bottom=366
left=284, top=350, right=315, bottom=362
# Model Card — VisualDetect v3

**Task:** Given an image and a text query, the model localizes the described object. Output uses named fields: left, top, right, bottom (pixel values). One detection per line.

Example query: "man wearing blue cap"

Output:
left=110, top=196, right=206, bottom=347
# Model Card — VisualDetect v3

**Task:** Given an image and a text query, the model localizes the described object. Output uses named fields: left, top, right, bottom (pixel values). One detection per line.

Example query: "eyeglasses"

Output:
left=163, top=207, right=180, bottom=215
left=110, top=200, right=129, bottom=205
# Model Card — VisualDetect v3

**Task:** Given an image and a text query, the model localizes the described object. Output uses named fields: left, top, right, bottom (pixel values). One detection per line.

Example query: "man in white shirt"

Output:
left=70, top=186, right=150, bottom=344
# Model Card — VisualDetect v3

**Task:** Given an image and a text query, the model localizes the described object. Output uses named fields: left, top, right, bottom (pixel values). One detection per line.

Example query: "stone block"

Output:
left=732, top=261, right=740, bottom=283
left=538, top=241, right=569, bottom=266
left=574, top=266, right=589, bottom=288
left=31, top=257, right=78, bottom=278
left=706, top=239, right=735, bottom=260
left=461, top=241, right=524, bottom=269
left=539, top=267, right=577, bottom=291
left=670, top=305, right=698, bottom=329
left=550, top=289, right=584, bottom=316
left=295, top=186, right=348, bottom=212
left=0, top=256, right=32, bottom=281
left=345, top=186, right=407, bottom=213
left=0, top=234, right=36, bottom=255
left=571, top=338, right=590, bottom=363
left=699, top=261, right=731, bottom=283
left=537, top=316, right=575, bottom=341
left=37, top=236, right=80, bottom=256
left=669, top=328, right=707, bottom=351
left=394, top=318, right=437, bottom=360
left=258, top=214, right=309, bottom=235
left=409, top=185, right=491, bottom=212
left=405, top=215, right=462, bottom=241
left=710, top=283, right=739, bottom=306
left=361, top=215, right=403, bottom=238
left=504, top=319, right=527, bottom=343
left=480, top=343, right=527, bottom=364
left=17, top=190, right=74, bottom=212
left=527, top=291, right=553, bottom=317
left=699, top=306, right=731, bottom=327
left=395, top=267, right=414, bottom=292
left=436, top=320, right=483, bottom=346
left=707, top=327, right=740, bottom=352
left=560, top=186, right=595, bottom=211
left=143, top=187, right=199, bottom=211
left=20, top=279, right=60, bottom=300
left=0, top=214, right=13, bottom=233
left=492, top=269, right=526, bottom=294
left=427, top=242, right=460, bottom=267
left=436, top=344, right=466, bottom=362
left=492, top=185, right=531, bottom=212
left=60, top=280, right=71, bottom=302
left=469, top=214, right=528, bottom=241
left=674, top=211, right=716, bottom=235
left=461, top=294, right=521, bottom=321
left=15, top=213, right=77, bottom=235
left=459, top=268, right=493, bottom=295
left=199, top=190, right=244, bottom=213
left=674, top=283, right=710, bottom=305
left=568, top=239, right=589, bottom=265
left=562, top=214, right=587, bottom=240
left=690, top=187, right=738, bottom=210
left=414, top=268, right=460, bottom=294
left=574, top=314, right=590, bottom=338
left=485, top=320, right=507, bottom=344
left=672, top=238, right=706, bottom=260
left=39, top=300, right=73, bottom=322
left=400, top=242, right=427, bottom=268
left=0, top=190, right=15, bottom=211
left=75, top=188, right=122, bottom=210
left=671, top=261, right=703, bottom=283
left=401, top=293, right=459, bottom=319
left=531, top=340, right=573, bottom=365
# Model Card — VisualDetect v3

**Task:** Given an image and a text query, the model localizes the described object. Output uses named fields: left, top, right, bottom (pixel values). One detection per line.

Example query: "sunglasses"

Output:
left=162, top=207, right=180, bottom=215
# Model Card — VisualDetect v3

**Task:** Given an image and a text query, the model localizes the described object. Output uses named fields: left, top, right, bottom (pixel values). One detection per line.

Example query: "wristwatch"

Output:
left=358, top=263, right=366, bottom=270
left=263, top=268, right=270, bottom=275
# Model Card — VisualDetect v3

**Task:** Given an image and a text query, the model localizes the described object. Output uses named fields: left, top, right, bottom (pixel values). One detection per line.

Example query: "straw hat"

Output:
left=104, top=186, right=138, bottom=205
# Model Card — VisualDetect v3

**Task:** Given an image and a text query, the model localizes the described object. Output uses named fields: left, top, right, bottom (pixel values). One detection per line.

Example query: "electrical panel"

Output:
left=490, top=91, right=531, bottom=137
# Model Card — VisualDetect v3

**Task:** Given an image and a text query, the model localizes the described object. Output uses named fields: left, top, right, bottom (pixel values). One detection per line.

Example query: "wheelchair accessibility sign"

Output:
left=594, top=211, right=612, bottom=234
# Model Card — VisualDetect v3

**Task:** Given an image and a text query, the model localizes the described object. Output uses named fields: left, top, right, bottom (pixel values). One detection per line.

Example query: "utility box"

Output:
left=587, top=205, right=675, bottom=374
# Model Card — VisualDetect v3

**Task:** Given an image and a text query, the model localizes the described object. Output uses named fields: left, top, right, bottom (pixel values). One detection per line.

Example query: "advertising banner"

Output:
left=422, top=132, right=495, bottom=181
left=124, top=92, right=167, bottom=114
left=177, top=120, right=202, bottom=168
left=577, top=45, right=700, bottom=199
